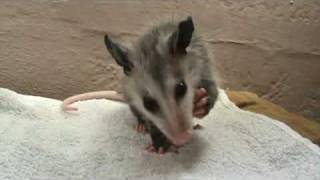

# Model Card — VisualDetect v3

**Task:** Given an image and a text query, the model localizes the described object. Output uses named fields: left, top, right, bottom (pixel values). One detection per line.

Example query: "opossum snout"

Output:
left=172, top=129, right=193, bottom=146
left=168, top=111, right=193, bottom=145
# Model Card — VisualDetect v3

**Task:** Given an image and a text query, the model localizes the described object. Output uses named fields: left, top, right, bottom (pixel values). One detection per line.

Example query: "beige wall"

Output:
left=0, top=0, right=319, bottom=121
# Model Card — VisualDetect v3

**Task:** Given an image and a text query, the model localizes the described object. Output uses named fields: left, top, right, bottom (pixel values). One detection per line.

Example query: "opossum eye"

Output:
left=175, top=80, right=187, bottom=100
left=143, top=97, right=159, bottom=113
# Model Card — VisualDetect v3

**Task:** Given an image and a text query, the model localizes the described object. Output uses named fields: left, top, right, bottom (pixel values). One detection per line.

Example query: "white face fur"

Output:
left=123, top=62, right=196, bottom=143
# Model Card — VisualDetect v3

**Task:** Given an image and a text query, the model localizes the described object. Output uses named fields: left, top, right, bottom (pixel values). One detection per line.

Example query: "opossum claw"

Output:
left=146, top=144, right=180, bottom=154
left=135, top=124, right=147, bottom=134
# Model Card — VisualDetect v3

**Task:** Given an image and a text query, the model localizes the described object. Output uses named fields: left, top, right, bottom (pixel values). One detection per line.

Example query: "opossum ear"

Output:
left=104, top=35, right=133, bottom=75
left=169, top=16, right=194, bottom=54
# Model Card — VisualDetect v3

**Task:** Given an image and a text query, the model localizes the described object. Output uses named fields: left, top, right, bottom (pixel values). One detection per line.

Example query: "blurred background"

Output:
left=0, top=0, right=319, bottom=122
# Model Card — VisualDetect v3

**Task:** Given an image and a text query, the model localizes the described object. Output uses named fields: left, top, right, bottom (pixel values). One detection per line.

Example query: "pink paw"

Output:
left=134, top=124, right=147, bottom=134
left=193, top=88, right=210, bottom=118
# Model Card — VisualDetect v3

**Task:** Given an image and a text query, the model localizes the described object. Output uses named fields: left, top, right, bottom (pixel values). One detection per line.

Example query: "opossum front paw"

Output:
left=150, top=135, right=172, bottom=153
left=148, top=125, right=179, bottom=154
left=193, top=88, right=213, bottom=118
left=146, top=143, right=180, bottom=154
left=134, top=123, right=147, bottom=134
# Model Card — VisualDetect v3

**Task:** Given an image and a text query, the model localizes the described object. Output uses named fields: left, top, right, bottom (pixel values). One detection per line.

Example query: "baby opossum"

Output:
left=62, top=16, right=218, bottom=153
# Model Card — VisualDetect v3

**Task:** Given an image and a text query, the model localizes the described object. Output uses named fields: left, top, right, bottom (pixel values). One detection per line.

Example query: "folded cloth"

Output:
left=0, top=88, right=319, bottom=180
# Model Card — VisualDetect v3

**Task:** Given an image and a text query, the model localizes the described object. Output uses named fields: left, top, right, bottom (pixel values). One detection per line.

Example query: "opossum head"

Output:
left=104, top=17, right=200, bottom=145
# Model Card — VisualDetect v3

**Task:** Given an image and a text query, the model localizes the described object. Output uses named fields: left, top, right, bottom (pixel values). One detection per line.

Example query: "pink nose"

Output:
left=172, top=130, right=193, bottom=146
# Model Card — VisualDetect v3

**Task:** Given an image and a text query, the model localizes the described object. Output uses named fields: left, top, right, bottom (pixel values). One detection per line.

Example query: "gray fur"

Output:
left=104, top=17, right=218, bottom=147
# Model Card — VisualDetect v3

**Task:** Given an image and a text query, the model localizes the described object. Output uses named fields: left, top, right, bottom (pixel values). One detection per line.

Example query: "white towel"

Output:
left=0, top=88, right=319, bottom=180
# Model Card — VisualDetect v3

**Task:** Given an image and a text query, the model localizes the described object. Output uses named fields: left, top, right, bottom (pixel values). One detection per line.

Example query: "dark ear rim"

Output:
left=104, top=35, right=126, bottom=67
left=170, top=16, right=195, bottom=54
left=104, top=34, right=133, bottom=75
left=104, top=35, right=113, bottom=52
left=177, top=16, right=194, bottom=52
